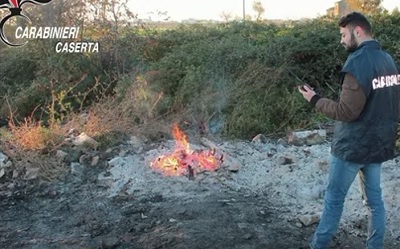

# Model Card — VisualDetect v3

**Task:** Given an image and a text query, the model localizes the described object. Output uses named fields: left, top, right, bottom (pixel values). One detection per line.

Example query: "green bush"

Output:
left=1, top=11, right=400, bottom=140
left=222, top=63, right=312, bottom=138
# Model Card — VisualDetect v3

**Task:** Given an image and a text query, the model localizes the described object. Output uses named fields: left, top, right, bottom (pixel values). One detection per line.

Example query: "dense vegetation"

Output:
left=1, top=11, right=400, bottom=142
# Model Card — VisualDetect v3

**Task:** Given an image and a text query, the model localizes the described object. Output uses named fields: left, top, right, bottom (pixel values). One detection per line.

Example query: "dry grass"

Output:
left=12, top=150, right=66, bottom=182
left=0, top=73, right=173, bottom=181
left=0, top=117, right=66, bottom=181
left=77, top=98, right=133, bottom=138
left=7, top=117, right=65, bottom=152
left=2, top=73, right=165, bottom=152
left=78, top=74, right=171, bottom=142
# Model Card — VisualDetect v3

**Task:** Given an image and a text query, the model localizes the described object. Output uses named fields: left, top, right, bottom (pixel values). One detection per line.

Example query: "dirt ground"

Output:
left=0, top=168, right=369, bottom=249
left=1, top=134, right=399, bottom=249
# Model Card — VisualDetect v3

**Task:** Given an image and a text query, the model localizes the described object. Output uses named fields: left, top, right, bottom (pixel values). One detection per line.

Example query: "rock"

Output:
left=69, top=149, right=82, bottom=163
left=243, top=233, right=253, bottom=240
left=276, top=155, right=293, bottom=165
left=252, top=134, right=268, bottom=144
left=295, top=222, right=303, bottom=228
left=298, top=214, right=320, bottom=227
left=0, top=168, right=4, bottom=178
left=128, top=136, right=143, bottom=150
left=119, top=149, right=128, bottom=157
left=102, top=237, right=121, bottom=249
left=228, top=162, right=240, bottom=172
left=73, top=132, right=99, bottom=150
left=71, top=162, right=84, bottom=176
left=12, top=170, right=18, bottom=178
left=97, top=171, right=114, bottom=188
left=4, top=160, right=12, bottom=168
left=79, top=154, right=90, bottom=165
left=275, top=153, right=297, bottom=165
left=56, top=150, right=68, bottom=161
left=0, top=152, right=8, bottom=168
left=108, top=157, right=124, bottom=167
left=24, top=167, right=40, bottom=180
left=288, top=130, right=326, bottom=146
left=277, top=138, right=288, bottom=146
left=91, top=156, right=100, bottom=166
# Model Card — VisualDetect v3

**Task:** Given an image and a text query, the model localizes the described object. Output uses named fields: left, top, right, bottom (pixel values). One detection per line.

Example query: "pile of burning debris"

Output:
left=149, top=124, right=327, bottom=179
left=150, top=123, right=232, bottom=179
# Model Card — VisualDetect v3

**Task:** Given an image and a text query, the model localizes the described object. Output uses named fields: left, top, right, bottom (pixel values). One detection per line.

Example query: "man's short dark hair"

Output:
left=338, top=12, right=372, bottom=35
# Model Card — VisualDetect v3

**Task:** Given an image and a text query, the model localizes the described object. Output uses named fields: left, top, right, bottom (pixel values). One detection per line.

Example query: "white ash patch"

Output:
left=99, top=140, right=224, bottom=199
left=99, top=138, right=400, bottom=240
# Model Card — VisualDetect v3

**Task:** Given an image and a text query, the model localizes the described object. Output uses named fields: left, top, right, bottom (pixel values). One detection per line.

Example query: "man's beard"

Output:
left=343, top=32, right=358, bottom=53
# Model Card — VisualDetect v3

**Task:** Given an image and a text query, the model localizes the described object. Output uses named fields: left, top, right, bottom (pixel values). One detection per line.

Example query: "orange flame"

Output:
left=150, top=123, right=220, bottom=176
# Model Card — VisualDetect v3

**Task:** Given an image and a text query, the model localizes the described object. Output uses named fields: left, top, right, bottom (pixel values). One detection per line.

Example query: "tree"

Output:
left=345, top=0, right=383, bottom=14
left=252, top=1, right=265, bottom=21
left=16, top=0, right=136, bottom=32
left=220, top=11, right=233, bottom=22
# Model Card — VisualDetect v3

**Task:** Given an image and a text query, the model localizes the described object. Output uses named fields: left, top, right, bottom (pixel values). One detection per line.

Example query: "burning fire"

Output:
left=150, top=123, right=221, bottom=176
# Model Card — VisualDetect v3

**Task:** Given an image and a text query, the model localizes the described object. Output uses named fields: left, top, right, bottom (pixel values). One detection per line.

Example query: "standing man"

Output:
left=299, top=12, right=400, bottom=249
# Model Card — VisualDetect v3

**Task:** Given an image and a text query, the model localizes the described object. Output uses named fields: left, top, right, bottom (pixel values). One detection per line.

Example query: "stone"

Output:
left=4, top=160, right=12, bottom=168
left=24, top=167, right=40, bottom=180
left=228, top=162, right=240, bottom=172
left=252, top=134, right=268, bottom=144
left=71, top=162, right=84, bottom=176
left=79, top=154, right=90, bottom=165
left=69, top=149, right=82, bottom=163
left=243, top=233, right=253, bottom=240
left=275, top=152, right=297, bottom=165
left=102, top=237, right=121, bottom=249
left=73, top=132, right=99, bottom=150
left=0, top=152, right=8, bottom=168
left=295, top=222, right=303, bottom=228
left=128, top=136, right=143, bottom=150
left=288, top=130, right=326, bottom=146
left=276, top=155, right=293, bottom=165
left=91, top=156, right=100, bottom=166
left=97, top=172, right=114, bottom=188
left=298, top=214, right=320, bottom=227
left=56, top=150, right=68, bottom=161
left=12, top=170, right=19, bottom=178
left=277, top=138, right=288, bottom=146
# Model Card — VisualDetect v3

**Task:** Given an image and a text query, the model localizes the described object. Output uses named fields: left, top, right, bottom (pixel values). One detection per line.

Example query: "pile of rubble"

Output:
left=1, top=127, right=400, bottom=243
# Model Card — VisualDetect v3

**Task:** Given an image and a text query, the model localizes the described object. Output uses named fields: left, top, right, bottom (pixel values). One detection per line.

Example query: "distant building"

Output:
left=326, top=0, right=351, bottom=17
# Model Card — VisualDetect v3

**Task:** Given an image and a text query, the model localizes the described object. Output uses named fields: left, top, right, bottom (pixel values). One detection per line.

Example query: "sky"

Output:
left=128, top=0, right=400, bottom=21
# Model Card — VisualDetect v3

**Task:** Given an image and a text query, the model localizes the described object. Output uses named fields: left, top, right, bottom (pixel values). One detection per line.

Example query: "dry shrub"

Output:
left=0, top=73, right=170, bottom=182
left=1, top=122, right=67, bottom=182
left=120, top=74, right=180, bottom=140
left=63, top=73, right=167, bottom=145
left=116, top=74, right=164, bottom=125
left=0, top=110, right=70, bottom=182
left=11, top=150, right=66, bottom=182
left=7, top=117, right=65, bottom=152
left=78, top=102, right=130, bottom=138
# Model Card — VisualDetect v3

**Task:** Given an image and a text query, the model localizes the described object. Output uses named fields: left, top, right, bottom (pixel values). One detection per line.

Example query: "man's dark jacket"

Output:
left=331, top=40, right=400, bottom=164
